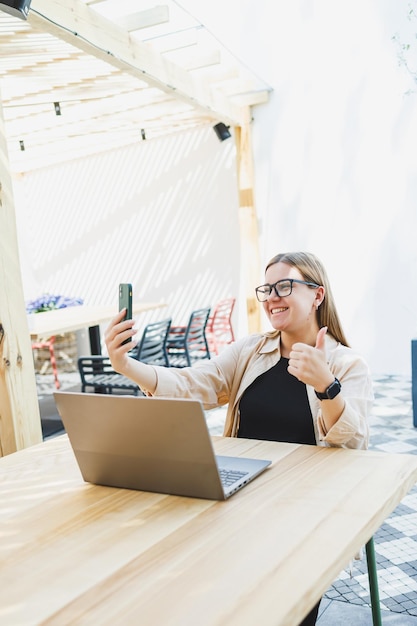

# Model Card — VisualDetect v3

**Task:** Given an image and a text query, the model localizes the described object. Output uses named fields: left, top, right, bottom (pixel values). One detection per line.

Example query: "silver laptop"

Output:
left=53, top=392, right=271, bottom=500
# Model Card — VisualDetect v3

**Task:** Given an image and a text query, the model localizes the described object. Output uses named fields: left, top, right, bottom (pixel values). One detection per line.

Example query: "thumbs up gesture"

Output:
left=315, top=326, right=328, bottom=352
left=288, top=326, right=334, bottom=390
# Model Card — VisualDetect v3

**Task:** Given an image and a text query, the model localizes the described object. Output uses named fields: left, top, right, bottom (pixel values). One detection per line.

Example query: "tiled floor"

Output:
left=38, top=372, right=417, bottom=623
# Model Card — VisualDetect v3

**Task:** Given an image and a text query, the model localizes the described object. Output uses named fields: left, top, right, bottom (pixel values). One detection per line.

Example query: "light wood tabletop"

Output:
left=1, top=435, right=417, bottom=625
left=28, top=301, right=167, bottom=339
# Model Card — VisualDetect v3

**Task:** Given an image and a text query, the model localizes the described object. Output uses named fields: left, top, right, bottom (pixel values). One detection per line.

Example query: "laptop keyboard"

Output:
left=219, top=468, right=249, bottom=487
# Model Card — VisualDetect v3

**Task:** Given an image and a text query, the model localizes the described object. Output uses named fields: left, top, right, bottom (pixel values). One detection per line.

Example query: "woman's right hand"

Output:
left=104, top=309, right=137, bottom=373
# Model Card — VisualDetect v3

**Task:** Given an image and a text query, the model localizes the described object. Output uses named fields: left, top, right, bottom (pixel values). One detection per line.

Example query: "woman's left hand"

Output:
left=287, top=326, right=334, bottom=391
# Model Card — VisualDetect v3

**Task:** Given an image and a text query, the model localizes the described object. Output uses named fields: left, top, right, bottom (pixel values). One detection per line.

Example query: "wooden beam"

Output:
left=0, top=92, right=43, bottom=456
left=28, top=0, right=252, bottom=127
left=145, top=29, right=198, bottom=54
left=165, top=48, right=221, bottom=71
left=235, top=120, right=261, bottom=333
left=234, top=91, right=270, bottom=107
left=114, top=6, right=170, bottom=33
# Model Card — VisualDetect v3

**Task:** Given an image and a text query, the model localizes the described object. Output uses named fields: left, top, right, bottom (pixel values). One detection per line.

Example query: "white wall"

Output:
left=13, top=125, right=241, bottom=347
left=182, top=0, right=417, bottom=377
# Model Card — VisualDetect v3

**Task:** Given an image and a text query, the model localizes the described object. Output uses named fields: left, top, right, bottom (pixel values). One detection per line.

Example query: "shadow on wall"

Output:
left=14, top=124, right=241, bottom=333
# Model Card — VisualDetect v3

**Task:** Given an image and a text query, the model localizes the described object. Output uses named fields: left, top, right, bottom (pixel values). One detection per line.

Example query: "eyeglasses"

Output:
left=255, top=278, right=320, bottom=302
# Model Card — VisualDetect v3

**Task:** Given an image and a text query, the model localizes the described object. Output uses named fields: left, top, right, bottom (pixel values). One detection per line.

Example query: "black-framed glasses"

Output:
left=255, top=278, right=320, bottom=302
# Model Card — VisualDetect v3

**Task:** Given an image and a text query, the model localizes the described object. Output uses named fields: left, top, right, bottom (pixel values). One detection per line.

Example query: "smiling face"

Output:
left=262, top=261, right=324, bottom=345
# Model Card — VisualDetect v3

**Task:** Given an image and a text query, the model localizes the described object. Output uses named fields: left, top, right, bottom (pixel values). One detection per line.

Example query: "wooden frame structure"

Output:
left=0, top=0, right=270, bottom=454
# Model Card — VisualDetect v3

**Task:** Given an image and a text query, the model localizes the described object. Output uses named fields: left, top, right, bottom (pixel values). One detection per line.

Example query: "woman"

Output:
left=105, top=251, right=373, bottom=626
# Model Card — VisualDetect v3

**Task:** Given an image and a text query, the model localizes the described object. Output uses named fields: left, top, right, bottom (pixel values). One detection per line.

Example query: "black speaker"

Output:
left=213, top=123, right=232, bottom=142
left=0, top=0, right=31, bottom=19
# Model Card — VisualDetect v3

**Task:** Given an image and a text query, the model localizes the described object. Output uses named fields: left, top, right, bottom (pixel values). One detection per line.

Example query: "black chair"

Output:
left=78, top=318, right=172, bottom=394
left=166, top=307, right=211, bottom=367
left=129, top=317, right=171, bottom=366
left=77, top=357, right=142, bottom=395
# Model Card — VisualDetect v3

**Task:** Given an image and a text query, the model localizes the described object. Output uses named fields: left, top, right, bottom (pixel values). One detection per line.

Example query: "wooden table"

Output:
left=28, top=301, right=167, bottom=353
left=1, top=436, right=417, bottom=626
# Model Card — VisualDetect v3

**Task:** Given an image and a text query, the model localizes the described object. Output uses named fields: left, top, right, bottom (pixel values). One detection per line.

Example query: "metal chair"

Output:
left=166, top=307, right=211, bottom=367
left=205, top=297, right=236, bottom=355
left=129, top=317, right=171, bottom=366
left=77, top=357, right=141, bottom=395
left=32, top=336, right=60, bottom=389
left=78, top=318, right=172, bottom=394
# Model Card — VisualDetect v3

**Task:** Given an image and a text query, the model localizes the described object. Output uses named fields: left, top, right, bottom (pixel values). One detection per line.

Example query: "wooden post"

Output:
left=0, top=93, right=42, bottom=455
left=235, top=115, right=261, bottom=333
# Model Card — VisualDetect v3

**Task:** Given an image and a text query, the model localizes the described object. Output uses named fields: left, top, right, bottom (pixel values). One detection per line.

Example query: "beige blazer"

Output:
left=150, top=331, right=373, bottom=449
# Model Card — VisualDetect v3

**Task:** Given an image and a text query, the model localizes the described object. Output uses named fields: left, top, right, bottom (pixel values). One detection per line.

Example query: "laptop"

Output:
left=53, top=392, right=271, bottom=500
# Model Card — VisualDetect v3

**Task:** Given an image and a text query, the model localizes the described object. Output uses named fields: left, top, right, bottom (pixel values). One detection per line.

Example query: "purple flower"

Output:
left=26, top=294, right=84, bottom=314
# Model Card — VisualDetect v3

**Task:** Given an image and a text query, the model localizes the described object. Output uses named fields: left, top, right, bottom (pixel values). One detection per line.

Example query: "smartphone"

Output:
left=118, top=283, right=133, bottom=344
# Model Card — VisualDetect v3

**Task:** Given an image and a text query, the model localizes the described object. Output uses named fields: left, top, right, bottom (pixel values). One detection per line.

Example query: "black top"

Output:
left=237, top=357, right=316, bottom=445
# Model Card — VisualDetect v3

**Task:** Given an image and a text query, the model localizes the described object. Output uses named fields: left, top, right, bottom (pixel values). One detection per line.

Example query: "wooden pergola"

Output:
left=0, top=0, right=270, bottom=455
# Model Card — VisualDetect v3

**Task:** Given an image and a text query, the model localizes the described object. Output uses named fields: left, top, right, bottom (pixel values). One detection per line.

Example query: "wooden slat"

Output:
left=0, top=1, right=271, bottom=169
left=235, top=121, right=261, bottom=332
left=0, top=94, right=43, bottom=456
left=28, top=0, right=247, bottom=126
left=114, top=6, right=170, bottom=33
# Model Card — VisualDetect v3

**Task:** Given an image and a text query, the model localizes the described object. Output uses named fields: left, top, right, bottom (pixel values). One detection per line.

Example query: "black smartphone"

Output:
left=118, top=283, right=133, bottom=344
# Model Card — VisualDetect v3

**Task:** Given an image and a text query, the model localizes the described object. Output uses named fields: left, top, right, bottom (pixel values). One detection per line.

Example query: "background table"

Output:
left=1, top=435, right=417, bottom=625
left=28, top=301, right=167, bottom=353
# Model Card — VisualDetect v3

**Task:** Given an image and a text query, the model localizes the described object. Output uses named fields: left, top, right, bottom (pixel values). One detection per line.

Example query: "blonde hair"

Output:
left=266, top=251, right=350, bottom=347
